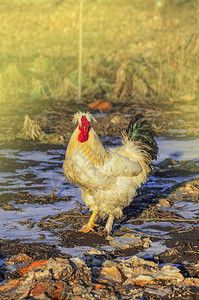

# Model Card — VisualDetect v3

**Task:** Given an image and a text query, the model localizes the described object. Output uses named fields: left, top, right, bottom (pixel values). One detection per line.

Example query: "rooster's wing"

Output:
left=68, top=150, right=142, bottom=191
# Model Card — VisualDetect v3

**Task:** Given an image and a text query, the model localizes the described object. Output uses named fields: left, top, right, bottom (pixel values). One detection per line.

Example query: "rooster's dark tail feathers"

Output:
left=127, top=113, right=159, bottom=161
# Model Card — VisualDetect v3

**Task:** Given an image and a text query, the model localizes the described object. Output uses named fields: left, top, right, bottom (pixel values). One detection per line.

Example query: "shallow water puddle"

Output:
left=0, top=137, right=199, bottom=257
left=0, top=201, right=76, bottom=242
left=157, top=137, right=199, bottom=162
left=0, top=148, right=67, bottom=196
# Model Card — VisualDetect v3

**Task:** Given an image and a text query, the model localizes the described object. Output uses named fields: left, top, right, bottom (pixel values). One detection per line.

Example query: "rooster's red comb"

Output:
left=81, top=115, right=90, bottom=127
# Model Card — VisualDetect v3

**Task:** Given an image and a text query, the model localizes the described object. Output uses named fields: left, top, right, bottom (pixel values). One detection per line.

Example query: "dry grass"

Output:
left=22, top=114, right=42, bottom=140
left=0, top=0, right=199, bottom=103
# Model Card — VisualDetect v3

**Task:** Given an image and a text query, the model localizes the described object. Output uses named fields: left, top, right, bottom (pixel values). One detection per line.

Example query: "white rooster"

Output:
left=63, top=112, right=158, bottom=234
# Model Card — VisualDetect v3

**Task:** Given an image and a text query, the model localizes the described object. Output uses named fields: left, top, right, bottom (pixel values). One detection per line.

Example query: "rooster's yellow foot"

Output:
left=78, top=209, right=99, bottom=233
left=78, top=224, right=98, bottom=233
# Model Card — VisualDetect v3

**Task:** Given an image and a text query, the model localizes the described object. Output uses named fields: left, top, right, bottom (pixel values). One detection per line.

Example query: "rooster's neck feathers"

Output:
left=66, top=125, right=110, bottom=168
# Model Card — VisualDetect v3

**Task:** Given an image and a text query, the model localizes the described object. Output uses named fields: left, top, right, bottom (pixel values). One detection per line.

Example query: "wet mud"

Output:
left=159, top=227, right=199, bottom=265
left=0, top=240, right=70, bottom=264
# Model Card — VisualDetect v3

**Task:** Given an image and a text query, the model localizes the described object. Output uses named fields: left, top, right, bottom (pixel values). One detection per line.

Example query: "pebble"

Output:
left=183, top=278, right=199, bottom=287
left=5, top=253, right=32, bottom=265
left=155, top=265, right=184, bottom=283
left=124, top=274, right=154, bottom=286
left=156, top=198, right=171, bottom=207
left=108, top=233, right=143, bottom=249
left=100, top=265, right=122, bottom=284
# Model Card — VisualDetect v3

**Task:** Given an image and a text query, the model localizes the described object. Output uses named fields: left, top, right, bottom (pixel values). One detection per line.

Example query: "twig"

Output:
left=127, top=218, right=199, bottom=223
left=52, top=216, right=69, bottom=222
left=132, top=231, right=165, bottom=239
left=51, top=185, right=57, bottom=198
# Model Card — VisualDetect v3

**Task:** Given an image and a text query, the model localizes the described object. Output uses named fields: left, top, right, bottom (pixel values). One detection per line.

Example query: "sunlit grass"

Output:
left=0, top=0, right=198, bottom=103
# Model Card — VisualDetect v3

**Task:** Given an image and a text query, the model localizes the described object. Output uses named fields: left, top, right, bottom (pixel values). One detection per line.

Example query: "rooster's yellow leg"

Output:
left=78, top=209, right=99, bottom=233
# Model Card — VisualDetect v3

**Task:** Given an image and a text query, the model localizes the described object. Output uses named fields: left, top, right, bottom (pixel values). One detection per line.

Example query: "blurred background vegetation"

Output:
left=0, top=0, right=199, bottom=104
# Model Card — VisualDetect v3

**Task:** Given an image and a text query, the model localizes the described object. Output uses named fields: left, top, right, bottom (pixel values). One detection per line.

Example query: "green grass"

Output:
left=0, top=0, right=199, bottom=104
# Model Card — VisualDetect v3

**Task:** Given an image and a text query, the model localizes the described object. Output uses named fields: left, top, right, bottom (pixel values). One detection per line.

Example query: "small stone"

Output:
left=93, top=283, right=106, bottom=290
left=2, top=203, right=16, bottom=211
left=143, top=241, right=150, bottom=248
left=125, top=256, right=157, bottom=268
left=157, top=158, right=176, bottom=168
left=123, top=263, right=184, bottom=286
left=85, top=248, right=105, bottom=255
left=124, top=274, right=154, bottom=286
left=121, top=244, right=131, bottom=250
left=102, top=260, right=118, bottom=268
left=109, top=234, right=143, bottom=249
left=183, top=278, right=199, bottom=287
left=70, top=257, right=86, bottom=269
left=46, top=258, right=73, bottom=280
left=185, top=261, right=199, bottom=277
left=100, top=265, right=122, bottom=284
left=5, top=253, right=32, bottom=265
left=155, top=265, right=184, bottom=283
left=69, top=257, right=92, bottom=283
left=48, top=281, right=65, bottom=299
left=19, top=260, right=48, bottom=277
left=120, top=264, right=135, bottom=278
left=0, top=279, right=20, bottom=292
left=156, top=199, right=171, bottom=207
left=31, top=281, right=49, bottom=297
left=34, top=269, right=52, bottom=281
left=143, top=238, right=151, bottom=243
left=119, top=256, right=159, bottom=281
left=72, top=284, right=87, bottom=295
left=105, top=235, right=114, bottom=241
left=16, top=271, right=35, bottom=298
left=142, top=238, right=151, bottom=248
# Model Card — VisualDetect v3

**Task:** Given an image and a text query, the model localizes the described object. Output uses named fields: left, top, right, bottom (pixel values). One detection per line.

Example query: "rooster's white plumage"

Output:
left=63, top=111, right=158, bottom=234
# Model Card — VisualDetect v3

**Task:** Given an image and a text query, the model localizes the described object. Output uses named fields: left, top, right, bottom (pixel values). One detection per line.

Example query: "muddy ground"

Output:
left=0, top=99, right=199, bottom=299
left=1, top=97, right=199, bottom=144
